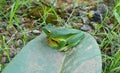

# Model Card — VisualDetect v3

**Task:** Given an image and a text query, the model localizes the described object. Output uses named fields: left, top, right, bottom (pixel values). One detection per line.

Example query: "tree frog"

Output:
left=42, top=25, right=85, bottom=51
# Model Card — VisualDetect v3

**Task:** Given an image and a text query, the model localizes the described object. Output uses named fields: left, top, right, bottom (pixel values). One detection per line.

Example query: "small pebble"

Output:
left=81, top=25, right=91, bottom=31
left=1, top=57, right=9, bottom=63
left=32, top=30, right=41, bottom=34
left=94, top=36, right=103, bottom=44
left=17, top=39, right=23, bottom=46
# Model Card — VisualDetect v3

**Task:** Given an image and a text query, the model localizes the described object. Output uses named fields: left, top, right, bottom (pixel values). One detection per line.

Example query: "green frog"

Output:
left=42, top=25, right=85, bottom=51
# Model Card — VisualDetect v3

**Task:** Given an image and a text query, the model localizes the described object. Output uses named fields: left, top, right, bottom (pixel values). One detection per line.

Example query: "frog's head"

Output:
left=42, top=25, right=55, bottom=37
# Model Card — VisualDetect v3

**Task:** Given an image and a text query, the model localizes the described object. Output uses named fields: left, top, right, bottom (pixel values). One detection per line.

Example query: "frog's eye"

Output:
left=47, top=30, right=51, bottom=33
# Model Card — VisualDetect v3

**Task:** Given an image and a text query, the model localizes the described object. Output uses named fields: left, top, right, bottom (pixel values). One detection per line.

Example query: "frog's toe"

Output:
left=58, top=47, right=67, bottom=52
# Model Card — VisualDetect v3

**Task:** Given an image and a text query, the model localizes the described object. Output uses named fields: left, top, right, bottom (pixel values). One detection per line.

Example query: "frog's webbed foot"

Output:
left=58, top=46, right=69, bottom=52
left=58, top=46, right=73, bottom=52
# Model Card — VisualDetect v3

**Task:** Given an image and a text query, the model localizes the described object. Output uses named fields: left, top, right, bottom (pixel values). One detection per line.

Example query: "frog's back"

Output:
left=55, top=27, right=81, bottom=35
left=43, top=25, right=83, bottom=38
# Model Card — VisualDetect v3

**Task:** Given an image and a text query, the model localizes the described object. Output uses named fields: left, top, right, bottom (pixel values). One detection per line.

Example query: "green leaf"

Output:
left=2, top=32, right=102, bottom=73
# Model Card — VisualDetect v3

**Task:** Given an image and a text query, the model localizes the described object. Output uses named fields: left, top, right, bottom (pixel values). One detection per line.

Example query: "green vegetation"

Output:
left=0, top=0, right=120, bottom=73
